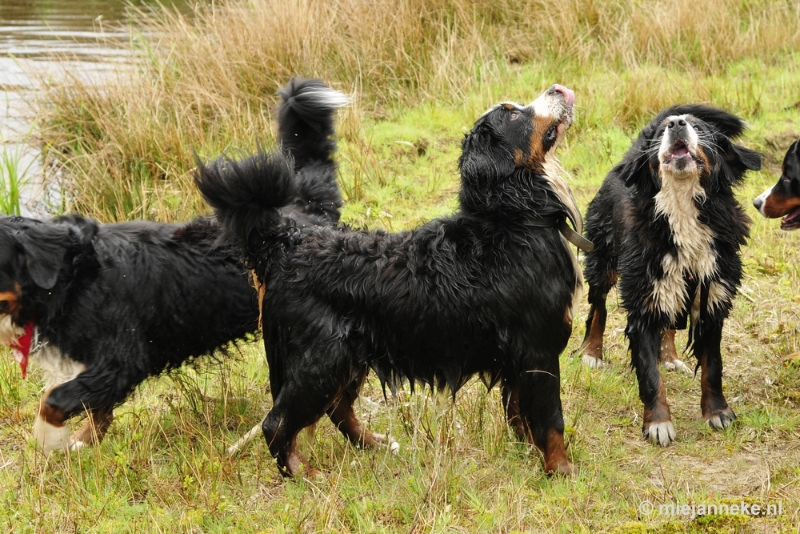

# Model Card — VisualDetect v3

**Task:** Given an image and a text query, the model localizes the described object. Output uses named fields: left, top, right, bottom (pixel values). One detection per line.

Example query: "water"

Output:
left=0, top=0, right=182, bottom=216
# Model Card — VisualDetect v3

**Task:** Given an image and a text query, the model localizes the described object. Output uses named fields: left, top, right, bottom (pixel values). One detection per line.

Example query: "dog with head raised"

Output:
left=197, top=84, right=584, bottom=477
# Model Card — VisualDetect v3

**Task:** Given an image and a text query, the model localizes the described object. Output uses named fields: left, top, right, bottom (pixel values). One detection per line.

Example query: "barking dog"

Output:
left=580, top=105, right=761, bottom=446
left=753, top=138, right=800, bottom=228
left=0, top=78, right=347, bottom=451
left=197, top=84, right=585, bottom=477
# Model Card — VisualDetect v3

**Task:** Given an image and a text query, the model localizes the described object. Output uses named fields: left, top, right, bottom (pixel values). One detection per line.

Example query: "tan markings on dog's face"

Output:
left=762, top=191, right=800, bottom=218
left=0, top=282, right=21, bottom=316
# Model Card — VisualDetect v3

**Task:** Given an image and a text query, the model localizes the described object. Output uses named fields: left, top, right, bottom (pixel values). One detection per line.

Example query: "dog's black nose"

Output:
left=753, top=197, right=763, bottom=210
left=668, top=119, right=687, bottom=129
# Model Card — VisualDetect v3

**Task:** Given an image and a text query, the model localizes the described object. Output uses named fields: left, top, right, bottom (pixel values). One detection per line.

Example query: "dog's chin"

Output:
left=661, top=153, right=698, bottom=177
left=780, top=205, right=800, bottom=230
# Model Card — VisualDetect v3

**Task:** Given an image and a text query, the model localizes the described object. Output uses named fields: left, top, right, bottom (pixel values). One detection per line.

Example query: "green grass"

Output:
left=3, top=0, right=800, bottom=531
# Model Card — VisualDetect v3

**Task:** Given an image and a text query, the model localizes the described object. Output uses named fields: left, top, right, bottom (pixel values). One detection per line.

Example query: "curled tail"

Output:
left=194, top=149, right=296, bottom=264
left=195, top=78, right=349, bottom=263
left=278, top=78, right=349, bottom=225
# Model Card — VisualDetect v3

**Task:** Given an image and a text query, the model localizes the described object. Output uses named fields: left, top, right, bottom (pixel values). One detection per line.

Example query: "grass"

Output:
left=0, top=128, right=36, bottom=216
left=2, top=0, right=799, bottom=531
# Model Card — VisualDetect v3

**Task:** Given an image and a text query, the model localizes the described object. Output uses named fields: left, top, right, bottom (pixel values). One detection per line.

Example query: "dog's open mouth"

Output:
left=668, top=140, right=692, bottom=160
left=781, top=205, right=800, bottom=230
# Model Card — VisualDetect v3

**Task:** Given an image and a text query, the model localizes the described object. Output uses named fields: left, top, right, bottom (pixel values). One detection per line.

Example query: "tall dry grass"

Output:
left=37, top=0, right=800, bottom=221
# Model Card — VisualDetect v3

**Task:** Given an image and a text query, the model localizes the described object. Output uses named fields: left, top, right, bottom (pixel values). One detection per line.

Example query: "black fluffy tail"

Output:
left=195, top=78, right=348, bottom=263
left=279, top=78, right=349, bottom=226
left=195, top=149, right=298, bottom=262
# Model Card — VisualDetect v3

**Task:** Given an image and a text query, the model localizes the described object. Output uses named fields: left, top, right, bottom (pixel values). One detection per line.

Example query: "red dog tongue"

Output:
left=4, top=321, right=34, bottom=379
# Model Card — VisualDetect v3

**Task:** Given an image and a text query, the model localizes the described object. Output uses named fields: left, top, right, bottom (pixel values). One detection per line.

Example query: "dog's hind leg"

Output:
left=658, top=329, right=691, bottom=373
left=694, top=321, right=736, bottom=430
left=262, top=360, right=345, bottom=478
left=502, top=361, right=575, bottom=476
left=580, top=281, right=612, bottom=368
left=628, top=322, right=675, bottom=446
left=327, top=370, right=393, bottom=449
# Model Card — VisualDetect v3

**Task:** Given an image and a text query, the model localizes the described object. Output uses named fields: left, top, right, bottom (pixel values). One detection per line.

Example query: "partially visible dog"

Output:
left=753, top=138, right=800, bottom=228
left=0, top=77, right=348, bottom=451
left=197, top=84, right=585, bottom=477
left=579, top=105, right=761, bottom=446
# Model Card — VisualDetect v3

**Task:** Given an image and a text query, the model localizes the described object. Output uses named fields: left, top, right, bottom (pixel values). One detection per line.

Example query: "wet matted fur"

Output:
left=197, top=84, right=584, bottom=477
left=579, top=105, right=761, bottom=446
left=0, top=78, right=347, bottom=451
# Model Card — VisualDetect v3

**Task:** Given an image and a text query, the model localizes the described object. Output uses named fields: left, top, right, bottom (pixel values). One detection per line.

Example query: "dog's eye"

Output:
left=509, top=111, right=520, bottom=121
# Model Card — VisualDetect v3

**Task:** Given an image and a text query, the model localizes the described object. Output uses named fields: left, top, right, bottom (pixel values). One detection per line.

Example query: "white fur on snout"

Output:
left=33, top=416, right=71, bottom=452
left=658, top=115, right=699, bottom=168
left=644, top=421, right=676, bottom=447
left=754, top=186, right=772, bottom=217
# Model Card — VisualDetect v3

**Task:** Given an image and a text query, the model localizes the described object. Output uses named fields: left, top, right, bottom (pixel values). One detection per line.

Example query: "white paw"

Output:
left=663, top=358, right=692, bottom=374
left=643, top=421, right=676, bottom=447
left=33, top=416, right=71, bottom=452
left=389, top=441, right=400, bottom=455
left=582, top=354, right=604, bottom=369
left=706, top=410, right=736, bottom=430
left=69, top=440, right=87, bottom=451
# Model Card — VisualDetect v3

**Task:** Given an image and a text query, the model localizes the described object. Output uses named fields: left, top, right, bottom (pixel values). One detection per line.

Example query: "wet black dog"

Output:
left=753, top=138, right=800, bottom=228
left=580, top=105, right=761, bottom=446
left=0, top=78, right=347, bottom=451
left=197, top=84, right=585, bottom=477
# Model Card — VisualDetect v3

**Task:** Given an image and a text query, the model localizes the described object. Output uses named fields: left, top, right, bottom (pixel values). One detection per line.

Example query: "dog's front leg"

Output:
left=628, top=321, right=675, bottom=446
left=694, top=320, right=736, bottom=430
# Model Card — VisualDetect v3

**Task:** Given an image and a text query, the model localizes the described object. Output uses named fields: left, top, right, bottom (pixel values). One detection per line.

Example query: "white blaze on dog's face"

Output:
left=657, top=114, right=702, bottom=179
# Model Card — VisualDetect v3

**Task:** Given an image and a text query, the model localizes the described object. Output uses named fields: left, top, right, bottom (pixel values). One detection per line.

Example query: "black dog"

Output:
left=197, top=84, right=585, bottom=477
left=579, top=105, right=761, bottom=446
left=754, top=138, right=800, bottom=228
left=0, top=78, right=347, bottom=451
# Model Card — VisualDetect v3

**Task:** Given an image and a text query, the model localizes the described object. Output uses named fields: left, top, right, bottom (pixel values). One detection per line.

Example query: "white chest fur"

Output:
left=649, top=175, right=720, bottom=321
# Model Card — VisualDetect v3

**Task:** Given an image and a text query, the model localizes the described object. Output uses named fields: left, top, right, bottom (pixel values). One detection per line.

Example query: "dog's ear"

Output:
left=14, top=217, right=97, bottom=290
left=619, top=128, right=658, bottom=189
left=727, top=143, right=762, bottom=172
left=15, top=230, right=69, bottom=290
left=711, top=138, right=762, bottom=190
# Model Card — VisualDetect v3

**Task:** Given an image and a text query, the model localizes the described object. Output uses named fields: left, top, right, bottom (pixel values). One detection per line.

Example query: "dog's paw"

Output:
left=581, top=354, right=604, bottom=369
left=662, top=357, right=692, bottom=374
left=69, top=440, right=88, bottom=451
left=389, top=440, right=400, bottom=455
left=546, top=460, right=578, bottom=477
left=643, top=421, right=676, bottom=447
left=32, top=416, right=71, bottom=452
left=706, top=408, right=736, bottom=430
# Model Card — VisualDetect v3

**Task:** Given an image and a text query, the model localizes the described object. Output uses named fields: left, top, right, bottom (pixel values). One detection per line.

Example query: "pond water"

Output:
left=0, top=0, right=183, bottom=215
